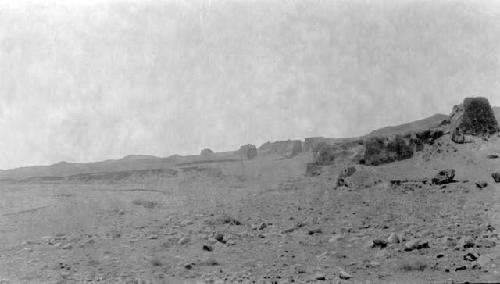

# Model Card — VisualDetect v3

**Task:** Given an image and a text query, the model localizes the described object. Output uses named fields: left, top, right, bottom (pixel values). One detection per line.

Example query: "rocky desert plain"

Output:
left=1, top=97, right=500, bottom=284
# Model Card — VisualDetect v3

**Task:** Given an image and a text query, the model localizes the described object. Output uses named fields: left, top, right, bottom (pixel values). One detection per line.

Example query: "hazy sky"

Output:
left=0, top=0, right=499, bottom=169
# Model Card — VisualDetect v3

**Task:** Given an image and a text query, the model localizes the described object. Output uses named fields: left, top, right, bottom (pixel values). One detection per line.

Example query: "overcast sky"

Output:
left=0, top=0, right=499, bottom=169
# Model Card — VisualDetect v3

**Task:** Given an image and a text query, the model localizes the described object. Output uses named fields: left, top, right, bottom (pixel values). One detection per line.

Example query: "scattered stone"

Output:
left=463, top=252, right=480, bottom=261
left=455, top=266, right=467, bottom=271
left=487, top=154, right=499, bottom=159
left=476, top=181, right=488, bottom=189
left=308, top=228, right=322, bottom=235
left=177, top=237, right=190, bottom=245
left=338, top=267, right=352, bottom=280
left=184, top=263, right=194, bottom=270
left=61, top=243, right=72, bottom=250
left=329, top=235, right=345, bottom=243
left=492, top=173, right=500, bottom=183
left=404, top=239, right=429, bottom=251
left=371, top=239, right=388, bottom=249
left=314, top=272, right=326, bottom=281
left=294, top=265, right=306, bottom=274
left=457, top=236, right=475, bottom=249
left=202, top=245, right=213, bottom=252
left=214, top=233, right=225, bottom=244
left=257, top=222, right=267, bottom=230
left=388, top=232, right=401, bottom=244
left=478, top=239, right=496, bottom=248
left=432, top=169, right=455, bottom=185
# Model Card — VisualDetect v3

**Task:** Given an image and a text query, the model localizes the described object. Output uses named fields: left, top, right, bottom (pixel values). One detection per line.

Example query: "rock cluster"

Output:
left=362, top=129, right=444, bottom=166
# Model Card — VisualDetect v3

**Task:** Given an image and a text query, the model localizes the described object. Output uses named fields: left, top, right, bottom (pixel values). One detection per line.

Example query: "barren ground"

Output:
left=1, top=135, right=500, bottom=283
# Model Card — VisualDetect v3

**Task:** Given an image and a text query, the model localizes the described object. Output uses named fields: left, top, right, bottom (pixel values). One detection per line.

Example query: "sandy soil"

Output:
left=1, top=136, right=500, bottom=283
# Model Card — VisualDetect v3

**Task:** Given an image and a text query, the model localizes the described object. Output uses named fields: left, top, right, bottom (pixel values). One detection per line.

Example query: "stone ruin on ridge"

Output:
left=448, top=97, right=499, bottom=143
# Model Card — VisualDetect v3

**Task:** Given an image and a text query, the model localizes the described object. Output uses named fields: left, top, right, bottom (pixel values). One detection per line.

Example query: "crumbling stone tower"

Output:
left=450, top=97, right=499, bottom=137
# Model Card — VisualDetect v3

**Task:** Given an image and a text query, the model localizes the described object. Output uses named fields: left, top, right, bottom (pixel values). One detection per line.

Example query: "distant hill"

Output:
left=0, top=152, right=239, bottom=181
left=1, top=106, right=498, bottom=181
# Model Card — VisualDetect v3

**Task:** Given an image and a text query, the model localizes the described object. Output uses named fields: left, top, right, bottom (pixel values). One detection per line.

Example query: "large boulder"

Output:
left=238, top=144, right=258, bottom=160
left=449, top=97, right=499, bottom=139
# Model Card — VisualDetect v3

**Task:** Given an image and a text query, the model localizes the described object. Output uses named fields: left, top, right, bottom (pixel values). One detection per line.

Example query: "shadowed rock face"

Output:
left=450, top=97, right=499, bottom=137
left=362, top=129, right=444, bottom=166
left=363, top=135, right=413, bottom=166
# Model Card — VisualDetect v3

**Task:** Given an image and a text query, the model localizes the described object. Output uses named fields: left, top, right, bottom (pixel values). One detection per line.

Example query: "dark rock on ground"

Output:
left=371, top=239, right=389, bottom=249
left=404, top=239, right=430, bottom=251
left=476, top=181, right=488, bottom=189
left=487, top=154, right=499, bottom=159
left=432, top=169, right=455, bottom=185
left=492, top=173, right=500, bottom=183
left=457, top=236, right=475, bottom=249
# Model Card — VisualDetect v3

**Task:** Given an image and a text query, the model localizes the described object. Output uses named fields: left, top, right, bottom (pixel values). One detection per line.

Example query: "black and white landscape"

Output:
left=1, top=1, right=500, bottom=283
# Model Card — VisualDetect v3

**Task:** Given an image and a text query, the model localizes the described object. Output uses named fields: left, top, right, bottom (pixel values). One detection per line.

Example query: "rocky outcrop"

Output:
left=200, top=148, right=214, bottom=156
left=362, top=135, right=413, bottom=166
left=258, top=140, right=303, bottom=158
left=238, top=144, right=258, bottom=160
left=361, top=129, right=444, bottom=166
left=449, top=97, right=499, bottom=140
